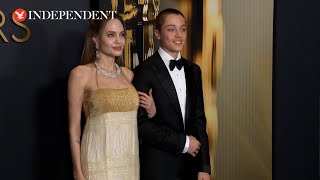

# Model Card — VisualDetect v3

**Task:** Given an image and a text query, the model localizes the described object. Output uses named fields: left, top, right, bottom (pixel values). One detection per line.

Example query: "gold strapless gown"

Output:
left=81, top=87, right=139, bottom=180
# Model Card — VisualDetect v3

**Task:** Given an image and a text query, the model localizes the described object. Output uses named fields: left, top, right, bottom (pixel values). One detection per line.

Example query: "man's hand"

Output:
left=138, top=89, right=156, bottom=118
left=187, top=135, right=201, bottom=157
left=198, top=172, right=210, bottom=180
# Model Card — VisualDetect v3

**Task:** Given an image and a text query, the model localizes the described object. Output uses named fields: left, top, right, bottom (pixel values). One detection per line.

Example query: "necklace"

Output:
left=94, top=61, right=121, bottom=78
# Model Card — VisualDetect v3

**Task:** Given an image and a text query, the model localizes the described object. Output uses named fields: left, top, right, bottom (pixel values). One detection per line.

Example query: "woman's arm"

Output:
left=68, top=66, right=87, bottom=180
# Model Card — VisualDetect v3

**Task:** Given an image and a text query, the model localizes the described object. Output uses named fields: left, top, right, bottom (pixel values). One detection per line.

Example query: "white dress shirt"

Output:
left=158, top=47, right=189, bottom=153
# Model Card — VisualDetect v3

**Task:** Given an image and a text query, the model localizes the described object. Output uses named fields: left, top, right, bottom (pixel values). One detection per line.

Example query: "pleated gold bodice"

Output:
left=81, top=87, right=140, bottom=180
left=85, top=88, right=139, bottom=118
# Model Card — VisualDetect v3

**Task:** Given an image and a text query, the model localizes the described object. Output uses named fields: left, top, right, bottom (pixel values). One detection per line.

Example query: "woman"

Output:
left=68, top=15, right=155, bottom=180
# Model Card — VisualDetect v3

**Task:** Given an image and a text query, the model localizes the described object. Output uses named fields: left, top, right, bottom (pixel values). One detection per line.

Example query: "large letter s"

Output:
left=12, top=12, right=31, bottom=43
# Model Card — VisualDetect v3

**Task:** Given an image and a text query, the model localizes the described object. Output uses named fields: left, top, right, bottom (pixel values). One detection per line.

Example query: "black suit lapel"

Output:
left=183, top=59, right=193, bottom=127
left=151, top=52, right=183, bottom=120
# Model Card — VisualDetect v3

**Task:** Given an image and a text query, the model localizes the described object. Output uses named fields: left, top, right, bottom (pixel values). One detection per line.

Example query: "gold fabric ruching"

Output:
left=81, top=87, right=140, bottom=180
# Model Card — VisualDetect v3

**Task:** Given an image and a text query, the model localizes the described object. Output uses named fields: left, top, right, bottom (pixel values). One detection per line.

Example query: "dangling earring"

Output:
left=95, top=43, right=100, bottom=59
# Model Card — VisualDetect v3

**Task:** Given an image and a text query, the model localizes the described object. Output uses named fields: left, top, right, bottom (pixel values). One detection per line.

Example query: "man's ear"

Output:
left=154, top=29, right=160, bottom=40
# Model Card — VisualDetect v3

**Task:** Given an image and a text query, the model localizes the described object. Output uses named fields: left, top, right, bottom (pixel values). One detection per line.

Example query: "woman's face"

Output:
left=94, top=19, right=125, bottom=58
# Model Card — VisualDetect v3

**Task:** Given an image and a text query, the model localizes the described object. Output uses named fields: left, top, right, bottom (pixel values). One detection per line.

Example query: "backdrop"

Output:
left=0, top=0, right=90, bottom=179
left=0, top=0, right=319, bottom=180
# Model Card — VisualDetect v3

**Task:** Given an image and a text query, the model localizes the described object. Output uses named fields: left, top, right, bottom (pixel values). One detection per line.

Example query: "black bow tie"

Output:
left=169, top=59, right=184, bottom=71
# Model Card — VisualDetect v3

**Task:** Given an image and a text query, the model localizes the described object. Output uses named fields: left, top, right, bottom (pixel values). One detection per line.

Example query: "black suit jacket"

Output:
left=132, top=52, right=211, bottom=180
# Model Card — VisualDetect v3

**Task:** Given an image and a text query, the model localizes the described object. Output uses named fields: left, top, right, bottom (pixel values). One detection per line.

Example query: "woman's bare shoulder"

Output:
left=69, top=64, right=95, bottom=83
left=120, top=66, right=134, bottom=81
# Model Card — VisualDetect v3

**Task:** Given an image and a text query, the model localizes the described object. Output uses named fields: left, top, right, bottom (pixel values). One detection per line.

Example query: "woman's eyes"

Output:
left=106, top=33, right=125, bottom=37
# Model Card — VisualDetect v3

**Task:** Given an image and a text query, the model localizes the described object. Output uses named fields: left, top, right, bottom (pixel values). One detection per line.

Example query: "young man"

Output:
left=133, top=8, right=211, bottom=180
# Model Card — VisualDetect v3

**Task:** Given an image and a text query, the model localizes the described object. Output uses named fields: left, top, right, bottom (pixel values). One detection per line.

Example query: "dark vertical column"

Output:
left=273, top=0, right=320, bottom=179
left=191, top=0, right=203, bottom=61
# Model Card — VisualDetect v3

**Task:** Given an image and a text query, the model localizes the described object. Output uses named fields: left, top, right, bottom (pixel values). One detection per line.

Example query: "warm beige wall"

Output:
left=216, top=0, right=273, bottom=179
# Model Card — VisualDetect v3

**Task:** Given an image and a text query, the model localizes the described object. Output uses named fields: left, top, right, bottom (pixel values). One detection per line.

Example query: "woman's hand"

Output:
left=138, top=89, right=156, bottom=118
left=73, top=170, right=86, bottom=180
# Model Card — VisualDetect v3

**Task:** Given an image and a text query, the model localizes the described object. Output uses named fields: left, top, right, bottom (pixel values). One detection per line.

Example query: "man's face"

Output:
left=155, top=14, right=186, bottom=58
